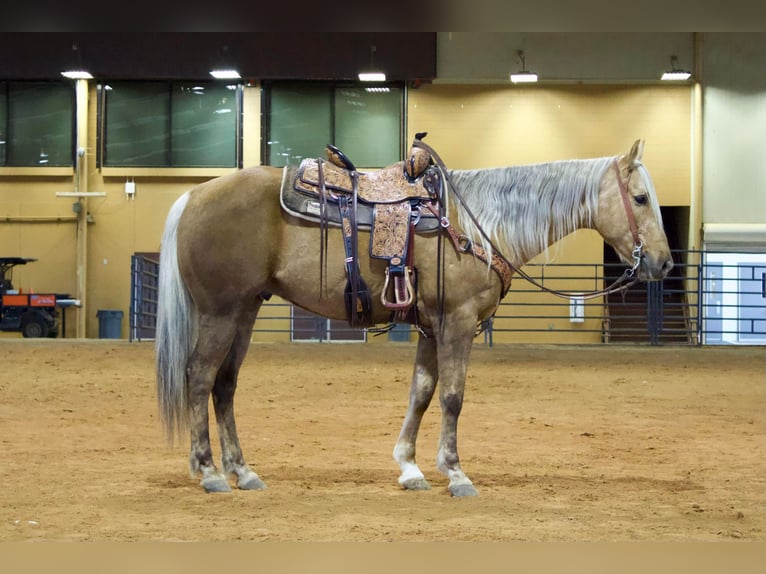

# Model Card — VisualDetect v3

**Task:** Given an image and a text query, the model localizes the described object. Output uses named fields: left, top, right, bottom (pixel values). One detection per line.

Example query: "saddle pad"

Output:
left=293, top=158, right=439, bottom=204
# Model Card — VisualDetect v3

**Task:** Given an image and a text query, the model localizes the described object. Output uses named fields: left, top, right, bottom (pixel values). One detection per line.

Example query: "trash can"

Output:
left=388, top=322, right=411, bottom=342
left=97, top=309, right=124, bottom=339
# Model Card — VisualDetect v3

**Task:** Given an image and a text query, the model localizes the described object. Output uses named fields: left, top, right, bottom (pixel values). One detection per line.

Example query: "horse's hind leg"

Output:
left=187, top=313, right=242, bottom=493
left=213, top=303, right=266, bottom=490
left=393, top=334, right=438, bottom=491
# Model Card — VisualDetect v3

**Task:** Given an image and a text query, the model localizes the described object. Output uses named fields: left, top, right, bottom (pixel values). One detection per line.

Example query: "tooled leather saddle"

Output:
left=280, top=133, right=441, bottom=328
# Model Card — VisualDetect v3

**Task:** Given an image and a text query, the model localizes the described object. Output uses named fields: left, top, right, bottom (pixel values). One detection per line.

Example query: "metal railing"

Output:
left=481, top=249, right=764, bottom=346
left=485, top=253, right=698, bottom=345
left=130, top=249, right=765, bottom=346
left=129, top=255, right=159, bottom=342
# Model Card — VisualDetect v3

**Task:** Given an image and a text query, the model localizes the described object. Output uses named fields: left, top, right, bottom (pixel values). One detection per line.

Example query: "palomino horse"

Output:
left=156, top=139, right=673, bottom=496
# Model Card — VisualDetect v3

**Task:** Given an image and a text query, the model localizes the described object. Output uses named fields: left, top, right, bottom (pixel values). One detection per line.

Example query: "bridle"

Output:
left=414, top=138, right=645, bottom=302
left=509, top=160, right=644, bottom=301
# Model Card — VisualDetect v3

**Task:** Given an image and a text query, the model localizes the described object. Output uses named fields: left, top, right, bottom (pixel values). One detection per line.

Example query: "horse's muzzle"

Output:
left=639, top=254, right=674, bottom=281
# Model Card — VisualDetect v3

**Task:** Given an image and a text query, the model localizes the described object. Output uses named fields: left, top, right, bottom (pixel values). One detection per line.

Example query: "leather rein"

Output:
left=509, top=161, right=644, bottom=301
left=414, top=140, right=644, bottom=301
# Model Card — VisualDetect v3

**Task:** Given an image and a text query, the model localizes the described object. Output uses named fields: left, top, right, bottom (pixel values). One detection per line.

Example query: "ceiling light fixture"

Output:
left=210, top=45, right=241, bottom=80
left=210, top=69, right=241, bottom=80
left=359, top=72, right=386, bottom=82
left=61, top=70, right=94, bottom=80
left=510, top=50, right=538, bottom=84
left=61, top=43, right=93, bottom=80
left=661, top=55, right=692, bottom=81
left=359, top=45, right=386, bottom=82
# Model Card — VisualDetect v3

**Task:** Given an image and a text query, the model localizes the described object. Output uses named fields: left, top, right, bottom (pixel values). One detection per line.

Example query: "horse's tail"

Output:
left=155, top=191, right=196, bottom=444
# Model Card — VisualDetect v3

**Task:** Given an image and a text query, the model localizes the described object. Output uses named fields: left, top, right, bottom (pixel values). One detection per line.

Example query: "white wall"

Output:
left=701, top=33, right=766, bottom=226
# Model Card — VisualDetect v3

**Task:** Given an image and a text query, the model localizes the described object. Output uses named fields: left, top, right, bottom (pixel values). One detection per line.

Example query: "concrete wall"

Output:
left=701, top=33, right=766, bottom=227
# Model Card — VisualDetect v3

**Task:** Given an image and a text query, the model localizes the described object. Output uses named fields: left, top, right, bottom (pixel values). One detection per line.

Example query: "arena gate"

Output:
left=130, top=253, right=159, bottom=342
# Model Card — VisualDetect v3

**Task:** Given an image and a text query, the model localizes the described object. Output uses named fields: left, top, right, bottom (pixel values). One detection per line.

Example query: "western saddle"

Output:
left=280, top=133, right=512, bottom=329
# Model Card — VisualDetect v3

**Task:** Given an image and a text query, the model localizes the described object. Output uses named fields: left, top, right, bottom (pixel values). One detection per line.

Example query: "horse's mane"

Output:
left=446, top=157, right=617, bottom=266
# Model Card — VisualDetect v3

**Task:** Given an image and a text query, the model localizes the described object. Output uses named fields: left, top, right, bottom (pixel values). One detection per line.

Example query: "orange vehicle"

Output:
left=0, top=257, right=75, bottom=338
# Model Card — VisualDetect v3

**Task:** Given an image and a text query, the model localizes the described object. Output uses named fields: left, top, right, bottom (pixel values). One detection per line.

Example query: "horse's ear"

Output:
left=627, top=139, right=645, bottom=167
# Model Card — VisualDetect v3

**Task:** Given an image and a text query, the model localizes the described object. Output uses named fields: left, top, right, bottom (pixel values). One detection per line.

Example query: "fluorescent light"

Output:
left=61, top=70, right=93, bottom=80
left=358, top=72, right=386, bottom=82
left=210, top=69, right=241, bottom=79
left=365, top=86, right=390, bottom=93
left=510, top=50, right=538, bottom=84
left=661, top=70, right=692, bottom=81
left=510, top=72, right=538, bottom=84
left=661, top=55, right=692, bottom=81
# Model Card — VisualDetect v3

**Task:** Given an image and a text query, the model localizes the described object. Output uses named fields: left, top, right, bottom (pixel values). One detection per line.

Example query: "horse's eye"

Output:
left=634, top=195, right=648, bottom=206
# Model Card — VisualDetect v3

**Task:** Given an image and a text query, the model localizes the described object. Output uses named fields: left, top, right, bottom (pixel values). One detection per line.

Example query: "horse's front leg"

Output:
left=435, top=321, right=479, bottom=497
left=393, top=333, right=438, bottom=491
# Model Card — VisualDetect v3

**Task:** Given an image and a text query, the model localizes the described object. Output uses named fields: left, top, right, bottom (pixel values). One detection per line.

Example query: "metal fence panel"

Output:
left=129, top=254, right=159, bottom=342
left=130, top=249, right=765, bottom=346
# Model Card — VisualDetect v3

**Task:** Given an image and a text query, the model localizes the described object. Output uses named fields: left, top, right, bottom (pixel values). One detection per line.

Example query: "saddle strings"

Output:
left=318, top=160, right=329, bottom=298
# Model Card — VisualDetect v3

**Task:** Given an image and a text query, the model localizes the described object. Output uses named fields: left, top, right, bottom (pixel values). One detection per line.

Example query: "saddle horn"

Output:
left=405, top=132, right=432, bottom=181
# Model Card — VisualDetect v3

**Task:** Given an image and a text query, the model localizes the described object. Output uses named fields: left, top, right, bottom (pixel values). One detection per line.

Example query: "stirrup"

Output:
left=381, top=266, right=415, bottom=311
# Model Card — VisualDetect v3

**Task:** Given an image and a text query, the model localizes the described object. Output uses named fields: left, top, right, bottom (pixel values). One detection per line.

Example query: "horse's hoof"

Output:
left=238, top=474, right=268, bottom=491
left=401, top=477, right=432, bottom=491
left=201, top=477, right=232, bottom=493
left=449, top=483, right=478, bottom=497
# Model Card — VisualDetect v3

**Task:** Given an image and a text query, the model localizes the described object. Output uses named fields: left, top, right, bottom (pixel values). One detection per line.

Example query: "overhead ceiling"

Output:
left=0, top=33, right=436, bottom=82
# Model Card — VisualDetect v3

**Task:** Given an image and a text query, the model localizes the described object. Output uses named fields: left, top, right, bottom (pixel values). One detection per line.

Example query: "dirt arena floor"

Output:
left=0, top=339, right=763, bottom=542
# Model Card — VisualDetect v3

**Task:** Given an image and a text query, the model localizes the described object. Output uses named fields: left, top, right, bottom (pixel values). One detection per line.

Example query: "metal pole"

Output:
left=689, top=33, right=704, bottom=252
left=75, top=79, right=89, bottom=338
left=696, top=258, right=704, bottom=345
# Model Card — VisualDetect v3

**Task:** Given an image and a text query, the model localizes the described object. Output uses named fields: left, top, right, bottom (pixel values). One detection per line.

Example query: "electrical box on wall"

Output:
left=125, top=179, right=136, bottom=199
left=569, top=296, right=585, bottom=323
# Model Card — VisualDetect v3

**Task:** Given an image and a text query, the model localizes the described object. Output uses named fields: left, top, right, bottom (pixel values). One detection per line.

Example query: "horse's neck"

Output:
left=449, top=159, right=608, bottom=267
left=451, top=157, right=614, bottom=265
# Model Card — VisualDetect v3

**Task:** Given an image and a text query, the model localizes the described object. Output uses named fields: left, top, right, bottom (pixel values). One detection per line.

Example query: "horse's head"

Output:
left=594, top=139, right=673, bottom=281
